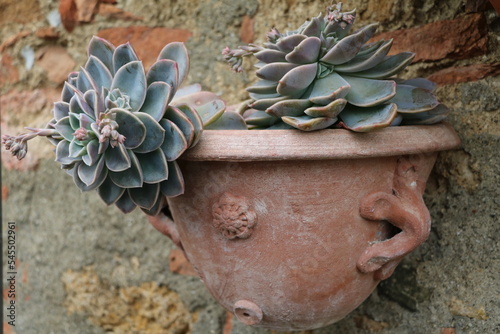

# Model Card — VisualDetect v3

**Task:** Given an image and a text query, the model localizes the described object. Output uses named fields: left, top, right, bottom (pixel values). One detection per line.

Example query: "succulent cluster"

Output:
left=223, top=3, right=449, bottom=131
left=2, top=37, right=227, bottom=215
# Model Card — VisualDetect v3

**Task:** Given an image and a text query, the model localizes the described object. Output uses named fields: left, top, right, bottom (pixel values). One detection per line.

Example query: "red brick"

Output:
left=35, top=27, right=60, bottom=40
left=0, top=54, right=19, bottom=87
left=168, top=248, right=197, bottom=276
left=222, top=312, right=233, bottom=334
left=427, top=62, right=500, bottom=85
left=372, top=14, right=488, bottom=62
left=0, top=31, right=31, bottom=53
left=97, top=4, right=143, bottom=21
left=59, top=0, right=78, bottom=32
left=441, top=328, right=456, bottom=334
left=97, top=26, right=192, bottom=69
left=240, top=15, right=254, bottom=44
left=36, top=46, right=76, bottom=84
left=2, top=186, right=9, bottom=201
left=75, top=0, right=99, bottom=22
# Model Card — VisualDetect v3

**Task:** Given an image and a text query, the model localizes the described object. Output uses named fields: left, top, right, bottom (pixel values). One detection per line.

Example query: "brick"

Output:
left=2, top=186, right=9, bottom=201
left=97, top=26, right=192, bottom=68
left=168, top=248, right=197, bottom=276
left=36, top=46, right=76, bottom=84
left=35, top=27, right=60, bottom=40
left=427, top=63, right=500, bottom=85
left=97, top=4, right=143, bottom=21
left=59, top=0, right=78, bottom=32
left=0, top=54, right=19, bottom=87
left=372, top=14, right=488, bottom=62
left=441, top=329, right=456, bottom=334
left=75, top=0, right=99, bottom=22
left=240, top=15, right=254, bottom=43
left=222, top=312, right=233, bottom=334
left=0, top=31, right=31, bottom=53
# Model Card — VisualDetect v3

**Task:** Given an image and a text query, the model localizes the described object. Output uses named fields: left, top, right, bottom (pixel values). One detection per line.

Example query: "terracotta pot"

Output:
left=148, top=123, right=461, bottom=331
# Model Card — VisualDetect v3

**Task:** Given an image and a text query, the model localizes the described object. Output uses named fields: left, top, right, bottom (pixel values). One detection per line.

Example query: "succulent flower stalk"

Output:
left=224, top=3, right=449, bottom=131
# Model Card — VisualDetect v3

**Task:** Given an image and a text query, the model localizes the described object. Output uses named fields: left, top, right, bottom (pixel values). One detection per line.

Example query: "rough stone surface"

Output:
left=1, top=0, right=499, bottom=333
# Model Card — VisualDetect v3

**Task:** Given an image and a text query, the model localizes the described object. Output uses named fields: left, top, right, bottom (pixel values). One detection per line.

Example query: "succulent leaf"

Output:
left=140, top=82, right=173, bottom=121
left=335, top=39, right=393, bottom=73
left=78, top=155, right=105, bottom=186
left=282, top=115, right=337, bottom=131
left=77, top=67, right=98, bottom=93
left=320, top=23, right=379, bottom=65
left=111, top=61, right=147, bottom=111
left=205, top=111, right=248, bottom=130
left=266, top=99, right=312, bottom=117
left=137, top=149, right=169, bottom=184
left=158, top=42, right=189, bottom=86
left=340, top=103, right=397, bottom=132
left=129, top=183, right=161, bottom=210
left=285, top=37, right=322, bottom=64
left=276, top=34, right=307, bottom=53
left=85, top=56, right=113, bottom=90
left=343, top=75, right=396, bottom=107
left=87, top=36, right=115, bottom=74
left=348, top=52, right=415, bottom=79
left=147, top=59, right=179, bottom=92
left=160, top=161, right=184, bottom=197
left=389, top=84, right=439, bottom=113
left=97, top=176, right=126, bottom=205
left=55, top=116, right=75, bottom=141
left=54, top=102, right=70, bottom=122
left=304, top=98, right=347, bottom=118
left=112, top=108, right=146, bottom=149
left=159, top=119, right=188, bottom=161
left=73, top=161, right=108, bottom=191
left=175, top=104, right=204, bottom=146
left=255, top=49, right=287, bottom=63
left=113, top=42, right=139, bottom=74
left=115, top=191, right=137, bottom=214
left=104, top=143, right=131, bottom=172
left=109, top=150, right=143, bottom=188
left=244, top=109, right=279, bottom=126
left=257, top=62, right=298, bottom=81
left=307, top=72, right=350, bottom=105
left=132, top=112, right=165, bottom=153
left=277, top=63, right=318, bottom=97
left=83, top=140, right=100, bottom=166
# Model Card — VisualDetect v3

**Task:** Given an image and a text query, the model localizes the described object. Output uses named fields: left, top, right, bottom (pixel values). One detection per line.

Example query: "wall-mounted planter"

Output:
left=148, top=122, right=461, bottom=331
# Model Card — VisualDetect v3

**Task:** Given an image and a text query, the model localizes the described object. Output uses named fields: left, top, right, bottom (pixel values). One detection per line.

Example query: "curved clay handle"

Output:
left=357, top=157, right=431, bottom=280
left=147, top=212, right=184, bottom=251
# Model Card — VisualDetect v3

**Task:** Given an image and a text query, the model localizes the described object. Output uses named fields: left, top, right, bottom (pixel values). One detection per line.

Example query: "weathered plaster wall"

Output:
left=1, top=0, right=499, bottom=333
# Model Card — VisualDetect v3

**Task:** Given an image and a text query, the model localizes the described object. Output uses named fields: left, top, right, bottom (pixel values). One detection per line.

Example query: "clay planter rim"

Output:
left=181, top=122, right=461, bottom=161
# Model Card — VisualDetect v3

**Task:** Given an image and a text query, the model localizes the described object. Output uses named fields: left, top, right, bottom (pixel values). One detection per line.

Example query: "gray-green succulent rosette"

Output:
left=2, top=37, right=219, bottom=215
left=223, top=2, right=449, bottom=131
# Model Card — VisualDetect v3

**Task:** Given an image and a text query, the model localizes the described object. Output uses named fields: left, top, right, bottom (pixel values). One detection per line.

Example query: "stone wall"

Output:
left=1, top=0, right=499, bottom=333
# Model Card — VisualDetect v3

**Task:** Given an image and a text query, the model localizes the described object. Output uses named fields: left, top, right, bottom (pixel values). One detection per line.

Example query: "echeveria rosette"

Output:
left=224, top=3, right=449, bottom=131
left=3, top=37, right=205, bottom=216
